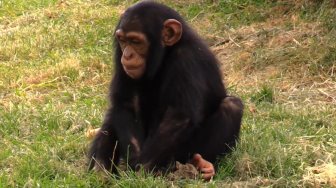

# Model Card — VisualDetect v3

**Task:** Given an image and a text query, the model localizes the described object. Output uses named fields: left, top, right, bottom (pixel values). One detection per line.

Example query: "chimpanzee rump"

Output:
left=88, top=1, right=243, bottom=180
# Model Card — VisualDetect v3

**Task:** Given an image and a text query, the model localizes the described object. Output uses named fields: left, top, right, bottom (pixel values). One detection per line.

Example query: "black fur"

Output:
left=89, top=1, right=243, bottom=173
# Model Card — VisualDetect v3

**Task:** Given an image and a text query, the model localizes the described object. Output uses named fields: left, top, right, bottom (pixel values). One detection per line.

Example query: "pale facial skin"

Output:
left=115, top=29, right=149, bottom=79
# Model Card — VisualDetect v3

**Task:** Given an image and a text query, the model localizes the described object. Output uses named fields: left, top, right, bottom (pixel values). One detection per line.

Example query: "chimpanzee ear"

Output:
left=162, top=19, right=182, bottom=46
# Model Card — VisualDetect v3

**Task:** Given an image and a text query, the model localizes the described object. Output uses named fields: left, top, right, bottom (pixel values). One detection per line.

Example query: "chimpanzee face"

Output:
left=115, top=29, right=149, bottom=79
left=115, top=16, right=182, bottom=79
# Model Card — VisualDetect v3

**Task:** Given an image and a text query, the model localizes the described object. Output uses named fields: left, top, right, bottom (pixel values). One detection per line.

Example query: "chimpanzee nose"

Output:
left=123, top=47, right=133, bottom=60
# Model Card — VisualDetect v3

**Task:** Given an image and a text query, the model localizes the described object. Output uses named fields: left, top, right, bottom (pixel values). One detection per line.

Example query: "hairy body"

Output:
left=88, top=1, right=243, bottom=181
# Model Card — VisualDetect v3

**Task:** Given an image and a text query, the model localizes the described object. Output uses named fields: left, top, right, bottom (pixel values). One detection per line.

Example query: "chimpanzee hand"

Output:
left=190, top=154, right=215, bottom=181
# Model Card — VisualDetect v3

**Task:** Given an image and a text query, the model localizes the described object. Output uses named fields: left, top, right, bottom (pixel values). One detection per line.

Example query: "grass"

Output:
left=1, top=0, right=335, bottom=187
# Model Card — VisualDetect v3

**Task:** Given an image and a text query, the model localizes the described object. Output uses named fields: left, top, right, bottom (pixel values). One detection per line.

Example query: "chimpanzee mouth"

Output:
left=126, top=67, right=139, bottom=70
left=125, top=65, right=144, bottom=71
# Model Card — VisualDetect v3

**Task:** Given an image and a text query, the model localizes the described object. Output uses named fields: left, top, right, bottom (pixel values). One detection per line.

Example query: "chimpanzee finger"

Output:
left=200, top=167, right=215, bottom=174
left=202, top=172, right=215, bottom=181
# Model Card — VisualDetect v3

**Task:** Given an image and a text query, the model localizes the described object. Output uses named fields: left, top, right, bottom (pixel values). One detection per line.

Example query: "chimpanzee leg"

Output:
left=191, top=96, right=243, bottom=164
left=88, top=107, right=145, bottom=173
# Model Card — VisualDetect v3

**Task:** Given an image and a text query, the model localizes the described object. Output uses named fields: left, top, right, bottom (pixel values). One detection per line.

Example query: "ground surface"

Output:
left=0, top=0, right=335, bottom=187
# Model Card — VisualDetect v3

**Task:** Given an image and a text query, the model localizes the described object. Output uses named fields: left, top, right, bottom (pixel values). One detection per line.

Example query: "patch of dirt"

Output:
left=166, top=161, right=199, bottom=181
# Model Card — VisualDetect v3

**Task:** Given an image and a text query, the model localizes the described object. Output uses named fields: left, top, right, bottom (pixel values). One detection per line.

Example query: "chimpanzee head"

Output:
left=114, top=1, right=184, bottom=79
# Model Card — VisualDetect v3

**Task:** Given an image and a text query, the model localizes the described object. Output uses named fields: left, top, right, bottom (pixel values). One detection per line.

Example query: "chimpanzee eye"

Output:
left=130, top=39, right=141, bottom=45
left=116, top=35, right=126, bottom=43
left=118, top=38, right=126, bottom=43
left=117, top=38, right=127, bottom=48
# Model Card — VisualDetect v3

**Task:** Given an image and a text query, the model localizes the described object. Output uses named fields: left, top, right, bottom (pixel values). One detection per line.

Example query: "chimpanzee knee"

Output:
left=222, top=96, right=244, bottom=120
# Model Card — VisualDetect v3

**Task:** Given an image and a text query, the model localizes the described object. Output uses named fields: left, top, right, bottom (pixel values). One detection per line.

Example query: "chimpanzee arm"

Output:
left=88, top=108, right=120, bottom=173
left=89, top=105, right=145, bottom=171
left=135, top=64, right=208, bottom=169
left=137, top=107, right=198, bottom=170
left=88, top=69, right=146, bottom=171
left=113, top=105, right=144, bottom=164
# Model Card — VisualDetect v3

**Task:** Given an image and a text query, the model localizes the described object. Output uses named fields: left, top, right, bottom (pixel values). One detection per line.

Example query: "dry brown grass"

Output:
left=209, top=15, right=335, bottom=108
left=302, top=158, right=336, bottom=187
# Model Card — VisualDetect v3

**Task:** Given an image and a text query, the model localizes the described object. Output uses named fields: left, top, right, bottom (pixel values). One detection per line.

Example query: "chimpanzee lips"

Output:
left=125, top=66, right=140, bottom=70
left=123, top=64, right=146, bottom=79
left=124, top=64, right=145, bottom=71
